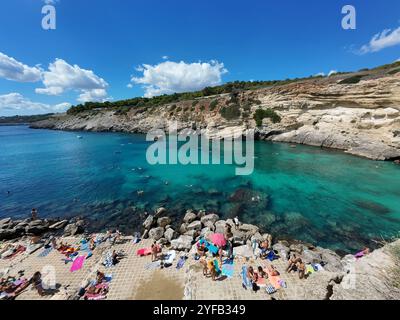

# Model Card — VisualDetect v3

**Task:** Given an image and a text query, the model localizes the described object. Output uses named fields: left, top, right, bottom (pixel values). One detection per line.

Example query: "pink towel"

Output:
left=137, top=248, right=151, bottom=256
left=70, top=256, right=85, bottom=272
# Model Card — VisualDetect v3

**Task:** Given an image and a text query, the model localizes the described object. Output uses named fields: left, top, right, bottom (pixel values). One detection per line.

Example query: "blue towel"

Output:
left=222, top=264, right=234, bottom=278
left=266, top=251, right=278, bottom=261
left=176, top=257, right=187, bottom=269
left=38, top=247, right=52, bottom=258
left=207, top=243, right=219, bottom=255
left=214, top=259, right=222, bottom=274
left=241, top=266, right=251, bottom=289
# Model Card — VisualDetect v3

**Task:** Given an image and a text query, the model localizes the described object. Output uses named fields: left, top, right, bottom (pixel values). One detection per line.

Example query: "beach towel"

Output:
left=206, top=243, right=219, bottom=255
left=266, top=285, right=277, bottom=294
left=256, top=277, right=267, bottom=287
left=84, top=293, right=107, bottom=301
left=26, top=243, right=42, bottom=255
left=278, top=279, right=287, bottom=288
left=266, top=250, right=279, bottom=261
left=80, top=241, right=89, bottom=251
left=222, top=260, right=234, bottom=278
left=313, top=263, right=324, bottom=271
left=38, top=247, right=53, bottom=258
left=163, top=251, right=176, bottom=265
left=137, top=248, right=152, bottom=256
left=355, top=251, right=365, bottom=259
left=103, top=253, right=113, bottom=268
left=70, top=256, right=85, bottom=272
left=176, top=256, right=187, bottom=270
left=4, top=245, right=26, bottom=260
left=241, top=266, right=251, bottom=289
left=306, top=265, right=315, bottom=275
left=213, top=259, right=222, bottom=274
left=145, top=261, right=161, bottom=270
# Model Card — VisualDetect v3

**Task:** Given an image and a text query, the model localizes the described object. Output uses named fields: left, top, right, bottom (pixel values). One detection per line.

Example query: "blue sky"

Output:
left=0, top=0, right=400, bottom=116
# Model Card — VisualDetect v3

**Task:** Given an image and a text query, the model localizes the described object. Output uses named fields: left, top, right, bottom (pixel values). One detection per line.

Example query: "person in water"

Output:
left=31, top=208, right=38, bottom=220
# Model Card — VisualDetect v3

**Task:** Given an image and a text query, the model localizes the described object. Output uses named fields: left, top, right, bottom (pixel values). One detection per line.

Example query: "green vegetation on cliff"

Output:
left=67, top=79, right=312, bottom=115
left=0, top=114, right=54, bottom=124
left=66, top=61, right=400, bottom=116
left=254, top=108, right=281, bottom=126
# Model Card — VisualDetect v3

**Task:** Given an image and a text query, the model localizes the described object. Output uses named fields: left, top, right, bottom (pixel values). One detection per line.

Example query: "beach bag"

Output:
left=252, top=282, right=259, bottom=292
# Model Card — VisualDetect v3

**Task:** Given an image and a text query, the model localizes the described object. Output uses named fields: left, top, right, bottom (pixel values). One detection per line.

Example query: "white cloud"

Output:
left=36, top=59, right=110, bottom=102
left=0, top=52, right=42, bottom=82
left=127, top=83, right=133, bottom=88
left=131, top=60, right=228, bottom=98
left=0, top=93, right=70, bottom=115
left=77, top=89, right=109, bottom=103
left=162, top=56, right=169, bottom=60
left=328, top=70, right=338, bottom=77
left=314, top=72, right=326, bottom=77
left=359, top=26, right=400, bottom=54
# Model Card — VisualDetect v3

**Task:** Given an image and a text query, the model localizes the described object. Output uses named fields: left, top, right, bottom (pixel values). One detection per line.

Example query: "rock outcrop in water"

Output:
left=31, top=63, right=400, bottom=161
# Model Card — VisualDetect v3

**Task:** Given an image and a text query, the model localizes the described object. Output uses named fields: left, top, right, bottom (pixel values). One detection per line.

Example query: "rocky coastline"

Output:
left=1, top=207, right=399, bottom=300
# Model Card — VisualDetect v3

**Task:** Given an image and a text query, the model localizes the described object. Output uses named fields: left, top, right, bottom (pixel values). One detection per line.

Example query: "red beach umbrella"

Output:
left=210, top=233, right=226, bottom=247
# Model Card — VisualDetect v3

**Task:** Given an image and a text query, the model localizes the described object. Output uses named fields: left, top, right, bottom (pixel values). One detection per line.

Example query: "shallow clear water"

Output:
left=1, top=126, right=399, bottom=252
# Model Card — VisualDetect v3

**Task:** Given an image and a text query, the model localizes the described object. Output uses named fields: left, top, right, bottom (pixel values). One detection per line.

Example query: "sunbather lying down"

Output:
left=78, top=270, right=111, bottom=300
left=0, top=275, right=30, bottom=300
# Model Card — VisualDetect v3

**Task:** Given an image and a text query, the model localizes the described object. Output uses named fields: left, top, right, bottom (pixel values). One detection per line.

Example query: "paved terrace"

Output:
left=0, top=237, right=331, bottom=300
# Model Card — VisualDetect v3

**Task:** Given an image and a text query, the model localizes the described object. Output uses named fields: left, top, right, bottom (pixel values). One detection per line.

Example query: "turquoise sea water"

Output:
left=0, top=125, right=399, bottom=253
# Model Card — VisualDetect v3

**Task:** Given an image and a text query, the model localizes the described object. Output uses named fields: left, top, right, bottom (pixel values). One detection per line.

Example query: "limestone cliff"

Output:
left=31, top=64, right=400, bottom=161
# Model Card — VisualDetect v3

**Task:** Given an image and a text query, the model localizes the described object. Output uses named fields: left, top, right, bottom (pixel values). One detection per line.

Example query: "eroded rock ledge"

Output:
left=31, top=70, right=400, bottom=161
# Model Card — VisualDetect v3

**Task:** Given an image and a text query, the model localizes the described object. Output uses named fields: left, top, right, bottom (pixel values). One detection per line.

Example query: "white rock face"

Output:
left=330, top=240, right=400, bottom=300
left=31, top=71, right=400, bottom=160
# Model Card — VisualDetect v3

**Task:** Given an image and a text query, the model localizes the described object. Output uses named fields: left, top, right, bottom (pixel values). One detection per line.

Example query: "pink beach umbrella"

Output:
left=210, top=233, right=227, bottom=247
